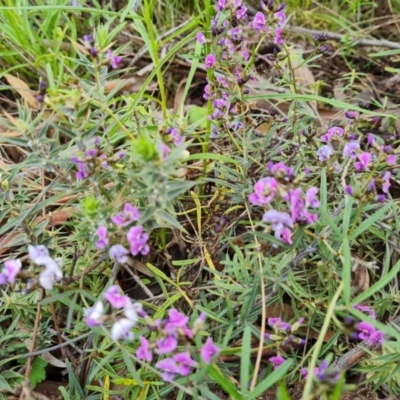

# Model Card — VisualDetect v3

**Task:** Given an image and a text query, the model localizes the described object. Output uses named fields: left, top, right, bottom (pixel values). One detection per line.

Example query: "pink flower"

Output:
left=95, top=226, right=109, bottom=249
left=111, top=203, right=140, bottom=227
left=103, top=285, right=129, bottom=308
left=305, top=187, right=320, bottom=208
left=386, top=154, right=396, bottom=165
left=249, top=12, right=266, bottom=33
left=136, top=336, right=153, bottom=362
left=156, top=358, right=179, bottom=382
left=343, top=141, right=359, bottom=159
left=107, top=49, right=122, bottom=69
left=127, top=225, right=150, bottom=256
left=205, top=54, right=216, bottom=69
left=156, top=335, right=178, bottom=354
left=165, top=308, right=189, bottom=330
left=275, top=9, right=286, bottom=26
left=200, top=337, right=220, bottom=364
left=173, top=352, right=198, bottom=376
left=274, top=27, right=284, bottom=44
left=321, top=126, right=344, bottom=142
left=269, top=355, right=285, bottom=370
left=196, top=32, right=206, bottom=44
left=355, top=152, right=372, bottom=170
left=248, top=177, right=279, bottom=205
left=2, top=259, right=22, bottom=284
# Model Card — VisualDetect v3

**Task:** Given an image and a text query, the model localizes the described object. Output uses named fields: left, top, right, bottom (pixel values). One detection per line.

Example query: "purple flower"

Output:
left=315, top=361, right=340, bottom=385
left=357, top=321, right=376, bottom=341
left=343, top=141, right=359, bottom=159
left=107, top=49, right=122, bottom=69
left=345, top=185, right=353, bottom=196
left=2, top=259, right=22, bottom=284
left=317, top=145, right=332, bottom=161
left=386, top=154, right=396, bottom=165
left=28, top=245, right=50, bottom=265
left=156, top=335, right=178, bottom=354
left=216, top=0, right=227, bottom=10
left=201, top=337, right=220, bottom=364
left=236, top=6, right=247, bottom=19
left=263, top=210, right=294, bottom=231
left=111, top=318, right=134, bottom=341
left=136, top=336, right=153, bottom=362
left=370, top=330, right=384, bottom=345
left=249, top=12, right=267, bottom=33
left=205, top=54, right=216, bottom=69
left=127, top=226, right=150, bottom=256
left=167, top=127, right=183, bottom=146
left=248, top=177, right=279, bottom=205
left=84, top=301, right=104, bottom=327
left=109, top=244, right=129, bottom=264
left=367, top=133, right=375, bottom=146
left=274, top=27, right=284, bottom=45
left=111, top=203, right=140, bottom=227
left=39, top=257, right=63, bottom=290
left=382, top=172, right=391, bottom=194
left=156, top=358, right=179, bottom=382
left=95, top=226, right=109, bottom=249
left=197, top=32, right=206, bottom=44
left=173, top=352, right=198, bottom=375
left=269, top=355, right=285, bottom=370
left=345, top=111, right=359, bottom=120
left=305, top=187, right=320, bottom=208
left=268, top=161, right=293, bottom=179
left=355, top=152, right=371, bottom=170
left=321, top=126, right=344, bottom=142
left=103, top=285, right=129, bottom=308
left=353, top=304, right=376, bottom=319
left=268, top=318, right=291, bottom=331
left=165, top=308, right=189, bottom=330
left=160, top=142, right=170, bottom=159
left=275, top=9, right=286, bottom=26
left=203, top=84, right=212, bottom=100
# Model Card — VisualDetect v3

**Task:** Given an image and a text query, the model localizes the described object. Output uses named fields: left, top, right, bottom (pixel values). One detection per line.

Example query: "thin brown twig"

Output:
left=19, top=288, right=44, bottom=400
left=284, top=25, right=400, bottom=49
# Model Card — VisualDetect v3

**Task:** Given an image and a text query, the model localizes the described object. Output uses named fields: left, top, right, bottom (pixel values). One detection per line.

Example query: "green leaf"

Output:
left=187, top=106, right=208, bottom=130
left=341, top=237, right=352, bottom=305
left=349, top=204, right=391, bottom=240
left=240, top=325, right=252, bottom=394
left=29, top=358, right=47, bottom=388
left=206, top=364, right=243, bottom=399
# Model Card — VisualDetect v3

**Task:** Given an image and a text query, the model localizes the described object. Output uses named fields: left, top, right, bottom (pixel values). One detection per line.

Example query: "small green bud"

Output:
left=134, top=135, right=158, bottom=162
left=82, top=195, right=100, bottom=217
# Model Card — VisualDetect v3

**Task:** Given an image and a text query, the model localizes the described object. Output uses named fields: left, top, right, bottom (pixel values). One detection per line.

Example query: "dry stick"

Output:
left=121, top=263, right=155, bottom=299
left=19, top=288, right=44, bottom=400
left=49, top=299, right=67, bottom=360
left=333, top=315, right=400, bottom=370
left=284, top=25, right=400, bottom=49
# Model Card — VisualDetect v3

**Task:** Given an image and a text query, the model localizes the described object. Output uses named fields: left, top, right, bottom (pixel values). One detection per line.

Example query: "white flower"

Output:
left=111, top=318, right=134, bottom=341
left=39, top=258, right=63, bottom=290
left=84, top=301, right=104, bottom=327
left=124, top=299, right=142, bottom=323
left=28, top=245, right=51, bottom=265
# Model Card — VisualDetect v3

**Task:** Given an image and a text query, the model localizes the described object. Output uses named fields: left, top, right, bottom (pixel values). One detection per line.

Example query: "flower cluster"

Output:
left=82, top=34, right=122, bottom=69
left=95, top=203, right=150, bottom=261
left=84, top=287, right=220, bottom=382
left=0, top=245, right=63, bottom=291
left=71, top=136, right=110, bottom=180
left=316, top=116, right=396, bottom=201
left=265, top=317, right=306, bottom=370
left=249, top=162, right=319, bottom=245
left=302, top=360, right=341, bottom=387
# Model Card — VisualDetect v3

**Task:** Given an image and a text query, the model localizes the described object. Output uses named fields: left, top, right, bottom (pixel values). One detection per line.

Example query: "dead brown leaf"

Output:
left=5, top=74, right=38, bottom=109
